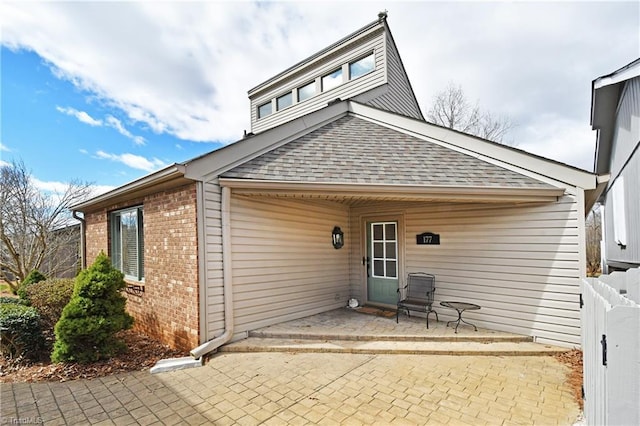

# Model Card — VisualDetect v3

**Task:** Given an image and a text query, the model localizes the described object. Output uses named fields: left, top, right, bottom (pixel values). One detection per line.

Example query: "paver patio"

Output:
left=1, top=351, right=580, bottom=425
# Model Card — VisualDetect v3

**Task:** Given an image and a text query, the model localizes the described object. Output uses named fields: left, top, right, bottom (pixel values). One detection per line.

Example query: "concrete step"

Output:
left=248, top=330, right=533, bottom=343
left=220, top=337, right=569, bottom=356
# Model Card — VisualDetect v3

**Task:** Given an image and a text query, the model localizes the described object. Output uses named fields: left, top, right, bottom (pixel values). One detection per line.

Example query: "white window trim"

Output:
left=612, top=177, right=627, bottom=246
left=111, top=206, right=145, bottom=282
left=371, top=221, right=398, bottom=279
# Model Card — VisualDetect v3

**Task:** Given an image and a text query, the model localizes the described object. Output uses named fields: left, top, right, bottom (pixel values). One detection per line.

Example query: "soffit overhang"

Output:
left=219, top=178, right=565, bottom=205
left=591, top=59, right=640, bottom=175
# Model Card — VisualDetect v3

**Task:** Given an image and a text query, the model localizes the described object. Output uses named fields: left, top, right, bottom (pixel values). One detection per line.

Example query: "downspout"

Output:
left=190, top=185, right=234, bottom=359
left=72, top=211, right=86, bottom=269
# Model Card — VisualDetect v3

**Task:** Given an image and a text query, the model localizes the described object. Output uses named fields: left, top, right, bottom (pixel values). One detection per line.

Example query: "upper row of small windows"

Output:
left=258, top=52, right=375, bottom=119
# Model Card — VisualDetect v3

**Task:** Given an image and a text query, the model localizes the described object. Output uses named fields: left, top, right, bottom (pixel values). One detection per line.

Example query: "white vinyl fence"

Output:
left=581, top=268, right=640, bottom=426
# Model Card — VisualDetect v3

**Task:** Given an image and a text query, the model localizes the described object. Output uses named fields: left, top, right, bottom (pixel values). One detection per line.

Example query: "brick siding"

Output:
left=83, top=183, right=199, bottom=351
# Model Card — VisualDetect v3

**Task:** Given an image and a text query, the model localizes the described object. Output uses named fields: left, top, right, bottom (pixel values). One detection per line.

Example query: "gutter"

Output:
left=72, top=211, right=86, bottom=269
left=190, top=186, right=234, bottom=359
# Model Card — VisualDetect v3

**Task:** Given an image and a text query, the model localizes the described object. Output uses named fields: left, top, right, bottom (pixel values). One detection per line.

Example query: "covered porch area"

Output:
left=220, top=307, right=571, bottom=355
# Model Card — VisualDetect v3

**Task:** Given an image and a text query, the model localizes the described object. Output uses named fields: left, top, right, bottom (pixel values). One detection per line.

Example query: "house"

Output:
left=591, top=58, right=640, bottom=273
left=40, top=223, right=82, bottom=279
left=72, top=13, right=602, bottom=354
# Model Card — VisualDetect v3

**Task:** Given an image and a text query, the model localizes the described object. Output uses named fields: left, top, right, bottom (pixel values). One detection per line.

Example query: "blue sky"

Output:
left=2, top=48, right=222, bottom=193
left=1, top=2, right=638, bottom=198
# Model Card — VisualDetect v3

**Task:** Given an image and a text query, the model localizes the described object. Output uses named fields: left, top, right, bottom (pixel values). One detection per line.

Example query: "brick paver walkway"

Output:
left=1, top=352, right=580, bottom=425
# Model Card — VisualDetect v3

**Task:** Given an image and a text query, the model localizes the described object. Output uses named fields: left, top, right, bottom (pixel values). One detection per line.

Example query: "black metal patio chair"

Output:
left=397, top=272, right=438, bottom=328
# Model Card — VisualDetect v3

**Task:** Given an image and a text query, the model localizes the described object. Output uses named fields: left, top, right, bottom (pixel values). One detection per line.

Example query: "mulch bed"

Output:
left=0, top=329, right=187, bottom=383
left=555, top=349, right=584, bottom=410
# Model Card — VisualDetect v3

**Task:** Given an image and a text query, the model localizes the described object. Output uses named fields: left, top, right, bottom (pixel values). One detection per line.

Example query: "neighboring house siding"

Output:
left=250, top=30, right=386, bottom=134
left=604, top=77, right=640, bottom=267
left=363, top=31, right=422, bottom=120
left=229, top=196, right=350, bottom=334
left=203, top=181, right=225, bottom=340
left=349, top=196, right=583, bottom=346
left=84, top=184, right=199, bottom=351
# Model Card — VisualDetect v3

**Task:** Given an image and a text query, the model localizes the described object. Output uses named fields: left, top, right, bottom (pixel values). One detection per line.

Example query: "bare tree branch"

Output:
left=426, top=82, right=516, bottom=145
left=1, top=160, right=92, bottom=290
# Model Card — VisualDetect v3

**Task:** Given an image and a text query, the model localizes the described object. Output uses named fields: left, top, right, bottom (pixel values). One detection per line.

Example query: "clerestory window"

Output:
left=349, top=53, right=375, bottom=80
left=322, top=68, right=343, bottom=92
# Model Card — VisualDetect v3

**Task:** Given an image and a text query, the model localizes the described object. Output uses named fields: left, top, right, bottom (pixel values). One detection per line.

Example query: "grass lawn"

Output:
left=0, top=282, right=17, bottom=295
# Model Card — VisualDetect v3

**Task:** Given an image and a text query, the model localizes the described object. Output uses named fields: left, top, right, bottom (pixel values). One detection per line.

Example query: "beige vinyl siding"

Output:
left=350, top=195, right=583, bottom=346
left=203, top=181, right=225, bottom=340
left=364, top=31, right=423, bottom=120
left=250, top=31, right=386, bottom=133
left=230, top=196, right=350, bottom=333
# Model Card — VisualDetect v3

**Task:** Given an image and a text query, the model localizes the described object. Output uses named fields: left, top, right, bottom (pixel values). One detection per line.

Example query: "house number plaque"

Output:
left=416, top=232, right=440, bottom=245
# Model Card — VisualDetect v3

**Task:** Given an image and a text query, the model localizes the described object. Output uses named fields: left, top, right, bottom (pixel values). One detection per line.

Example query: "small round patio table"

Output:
left=440, top=301, right=480, bottom=333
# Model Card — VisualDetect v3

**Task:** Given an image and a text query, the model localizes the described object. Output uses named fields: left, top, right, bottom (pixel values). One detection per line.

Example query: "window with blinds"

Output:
left=111, top=206, right=144, bottom=281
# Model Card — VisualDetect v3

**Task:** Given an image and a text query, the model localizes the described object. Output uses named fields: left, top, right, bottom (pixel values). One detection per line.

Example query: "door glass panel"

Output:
left=373, top=224, right=383, bottom=240
left=386, top=261, right=397, bottom=277
left=386, top=242, right=396, bottom=259
left=370, top=222, right=398, bottom=279
left=373, top=260, right=384, bottom=276
left=385, top=223, right=396, bottom=240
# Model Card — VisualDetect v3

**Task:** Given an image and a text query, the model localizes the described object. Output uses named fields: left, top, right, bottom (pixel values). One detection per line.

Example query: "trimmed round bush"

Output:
left=17, top=270, right=46, bottom=303
left=52, top=252, right=134, bottom=363
left=0, top=303, right=44, bottom=359
left=26, top=278, right=75, bottom=332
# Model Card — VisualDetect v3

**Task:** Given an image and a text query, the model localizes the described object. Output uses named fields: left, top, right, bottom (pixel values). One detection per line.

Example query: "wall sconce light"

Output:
left=332, top=226, right=344, bottom=249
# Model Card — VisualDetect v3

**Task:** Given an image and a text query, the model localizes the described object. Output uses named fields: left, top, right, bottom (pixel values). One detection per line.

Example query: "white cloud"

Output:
left=32, top=177, right=72, bottom=193
left=0, top=160, right=10, bottom=168
left=1, top=2, right=638, bottom=167
left=31, top=177, right=115, bottom=208
left=0, top=143, right=11, bottom=152
left=87, top=184, right=116, bottom=198
left=95, top=150, right=167, bottom=172
left=56, top=105, right=146, bottom=145
left=79, top=148, right=88, bottom=154
left=56, top=106, right=103, bottom=126
left=105, top=115, right=146, bottom=145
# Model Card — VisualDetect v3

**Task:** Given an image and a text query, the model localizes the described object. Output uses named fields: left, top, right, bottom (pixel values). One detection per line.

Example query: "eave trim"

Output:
left=219, top=178, right=565, bottom=202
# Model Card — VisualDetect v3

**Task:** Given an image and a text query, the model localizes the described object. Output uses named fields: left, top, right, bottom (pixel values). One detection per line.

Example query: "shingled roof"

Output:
left=222, top=115, right=556, bottom=189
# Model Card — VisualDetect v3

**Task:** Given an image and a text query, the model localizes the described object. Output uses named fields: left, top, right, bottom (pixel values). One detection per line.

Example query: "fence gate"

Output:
left=581, top=269, right=640, bottom=426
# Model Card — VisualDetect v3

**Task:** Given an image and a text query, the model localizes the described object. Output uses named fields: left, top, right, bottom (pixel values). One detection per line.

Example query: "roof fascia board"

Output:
left=348, top=102, right=597, bottom=190
left=219, top=178, right=564, bottom=203
left=591, top=60, right=639, bottom=174
left=72, top=164, right=187, bottom=211
left=184, top=102, right=350, bottom=182
left=248, top=19, right=384, bottom=97
left=593, top=59, right=640, bottom=90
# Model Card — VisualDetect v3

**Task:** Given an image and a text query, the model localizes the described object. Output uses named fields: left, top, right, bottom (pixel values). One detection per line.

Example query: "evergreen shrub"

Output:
left=0, top=297, right=26, bottom=305
left=0, top=303, right=44, bottom=359
left=27, top=278, right=75, bottom=332
left=17, top=270, right=46, bottom=303
left=51, top=252, right=134, bottom=363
